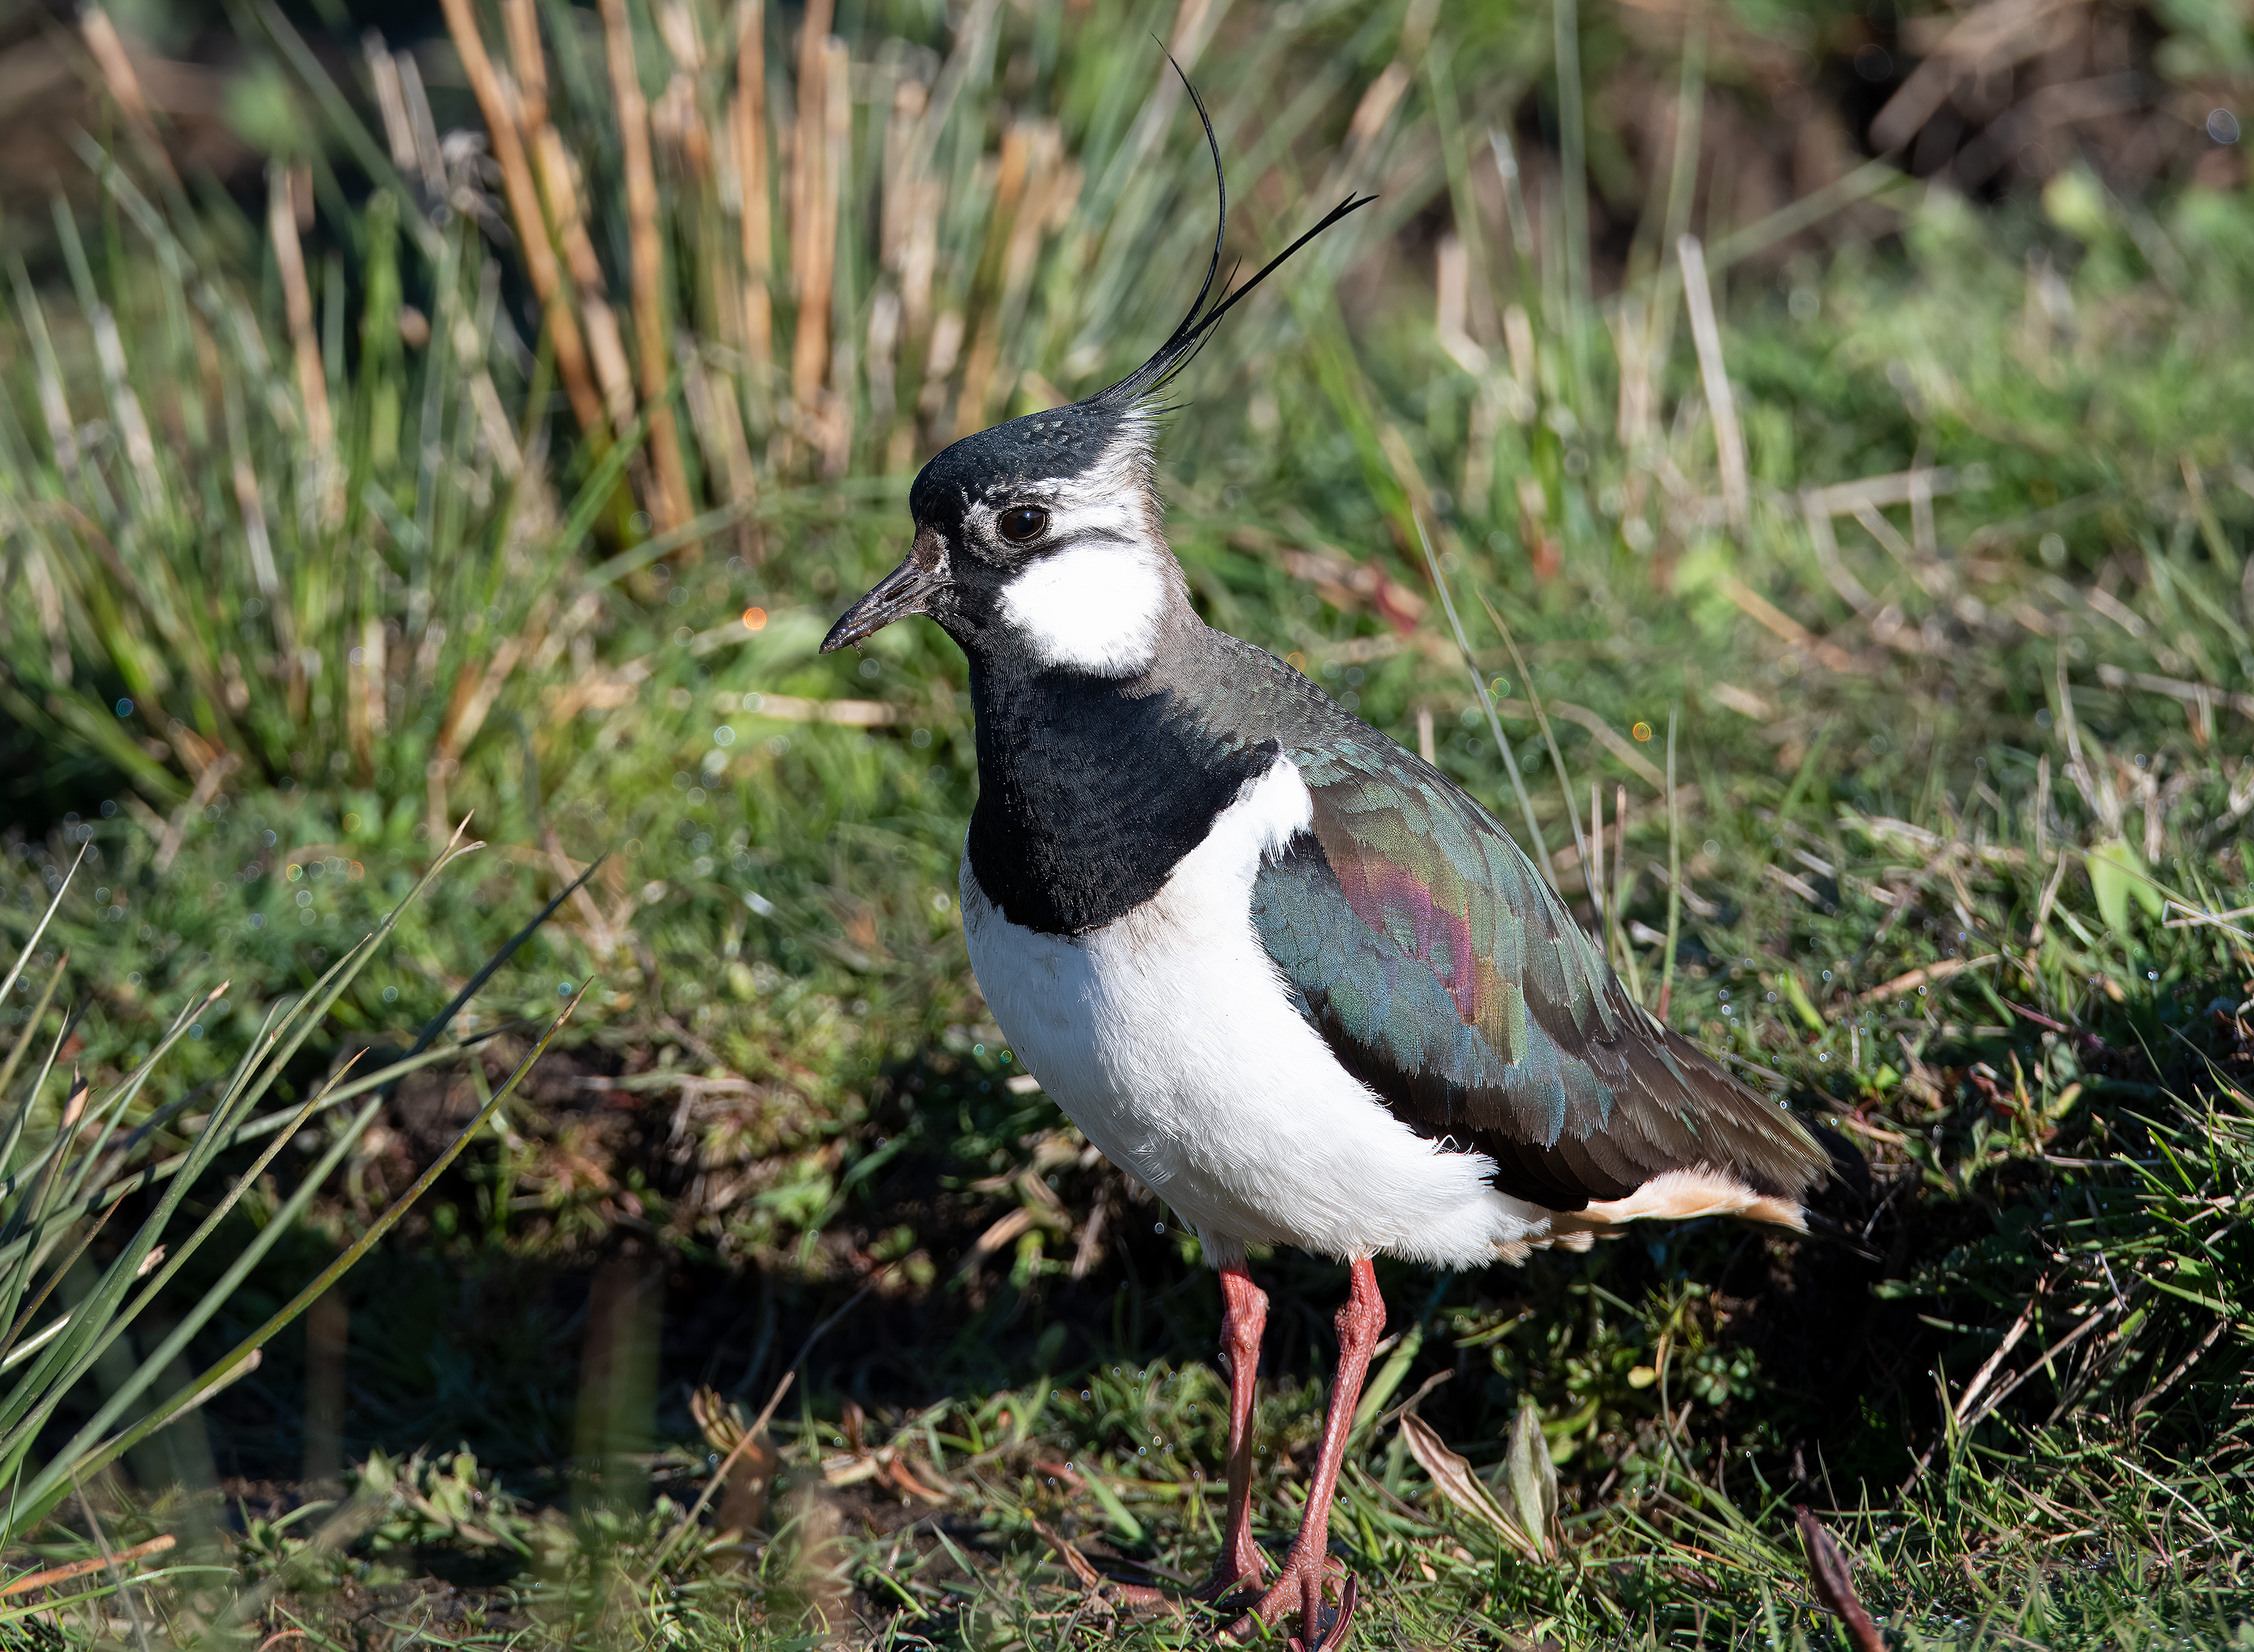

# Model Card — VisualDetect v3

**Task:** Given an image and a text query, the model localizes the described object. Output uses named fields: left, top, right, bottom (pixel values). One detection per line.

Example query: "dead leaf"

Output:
left=1500, top=1399, right=1561, bottom=1561
left=1795, top=1506, right=1884, bottom=1652
left=690, top=1384, right=777, bottom=1535
left=1397, top=1408, right=1555, bottom=1562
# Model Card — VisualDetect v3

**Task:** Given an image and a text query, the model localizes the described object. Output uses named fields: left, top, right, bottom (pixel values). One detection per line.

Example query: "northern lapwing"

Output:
left=822, top=81, right=1829, bottom=1652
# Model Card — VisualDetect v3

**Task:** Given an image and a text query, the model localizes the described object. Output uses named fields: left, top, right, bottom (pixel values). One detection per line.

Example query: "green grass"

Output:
left=1, top=0, right=2252, bottom=1644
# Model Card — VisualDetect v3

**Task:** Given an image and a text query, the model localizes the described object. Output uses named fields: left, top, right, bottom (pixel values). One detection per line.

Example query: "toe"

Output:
left=1190, top=1560, right=1265, bottom=1604
left=1102, top=1581, right=1174, bottom=1609
left=1224, top=1556, right=1350, bottom=1644
left=1286, top=1572, right=1358, bottom=1652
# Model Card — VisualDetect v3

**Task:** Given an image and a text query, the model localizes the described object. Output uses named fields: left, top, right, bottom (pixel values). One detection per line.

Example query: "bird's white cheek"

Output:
left=997, top=545, right=1166, bottom=675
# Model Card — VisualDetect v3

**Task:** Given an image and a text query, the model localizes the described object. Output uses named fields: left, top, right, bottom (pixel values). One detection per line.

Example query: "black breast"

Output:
left=964, top=659, right=1276, bottom=936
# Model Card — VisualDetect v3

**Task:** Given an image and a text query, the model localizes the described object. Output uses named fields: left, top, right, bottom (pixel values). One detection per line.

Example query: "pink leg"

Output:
left=1192, top=1262, right=1268, bottom=1600
left=1228, top=1258, right=1383, bottom=1651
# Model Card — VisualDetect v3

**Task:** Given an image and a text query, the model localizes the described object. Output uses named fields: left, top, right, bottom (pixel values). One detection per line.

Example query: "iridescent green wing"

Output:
left=1251, top=733, right=1826, bottom=1210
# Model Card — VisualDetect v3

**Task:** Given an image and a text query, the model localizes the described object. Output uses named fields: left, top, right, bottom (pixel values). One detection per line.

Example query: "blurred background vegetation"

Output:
left=0, top=0, right=2249, bottom=1644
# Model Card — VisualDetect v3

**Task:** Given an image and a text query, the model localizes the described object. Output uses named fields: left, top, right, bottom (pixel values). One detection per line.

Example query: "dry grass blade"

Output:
left=1856, top=954, right=1999, bottom=1006
left=0, top=954, right=67, bottom=1120
left=154, top=754, right=239, bottom=874
left=1677, top=234, right=1748, bottom=533
left=166, top=1345, right=263, bottom=1422
left=1660, top=706, right=1681, bottom=1019
left=1612, top=782, right=1644, bottom=1001
left=1592, top=782, right=1606, bottom=960
left=1555, top=0, right=1592, bottom=409
left=1518, top=702, right=1666, bottom=788
left=0, top=1244, right=163, bottom=1376
left=2095, top=663, right=2254, bottom=721
left=1477, top=589, right=1595, bottom=910
left=1953, top=1290, right=2041, bottom=1426
left=1416, top=515, right=1558, bottom=892
left=1032, top=1518, right=1107, bottom=1591
left=1715, top=573, right=1863, bottom=673
left=0, top=1533, right=175, bottom=1599
left=0, top=844, right=86, bottom=1009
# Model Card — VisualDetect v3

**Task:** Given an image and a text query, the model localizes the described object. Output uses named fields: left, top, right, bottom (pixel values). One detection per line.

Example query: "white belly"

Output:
left=959, top=757, right=1555, bottom=1269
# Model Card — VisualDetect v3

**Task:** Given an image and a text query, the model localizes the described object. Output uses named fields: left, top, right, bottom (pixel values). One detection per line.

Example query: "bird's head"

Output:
left=820, top=395, right=1180, bottom=676
left=821, top=70, right=1370, bottom=678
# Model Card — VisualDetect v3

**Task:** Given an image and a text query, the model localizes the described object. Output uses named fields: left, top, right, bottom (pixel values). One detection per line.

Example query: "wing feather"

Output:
left=1251, top=736, right=1827, bottom=1210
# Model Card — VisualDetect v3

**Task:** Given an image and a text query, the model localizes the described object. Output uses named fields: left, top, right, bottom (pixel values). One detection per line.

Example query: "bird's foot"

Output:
left=1219, top=1555, right=1355, bottom=1650
left=1029, top=1518, right=1175, bottom=1617
left=1189, top=1549, right=1267, bottom=1604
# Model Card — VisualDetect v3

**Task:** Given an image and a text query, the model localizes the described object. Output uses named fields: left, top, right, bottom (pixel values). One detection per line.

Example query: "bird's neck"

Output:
left=962, top=621, right=1277, bottom=936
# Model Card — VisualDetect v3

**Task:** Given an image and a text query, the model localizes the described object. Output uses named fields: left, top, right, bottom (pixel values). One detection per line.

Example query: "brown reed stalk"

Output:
left=817, top=35, right=853, bottom=476
left=877, top=74, right=935, bottom=474
left=731, top=0, right=775, bottom=402
left=80, top=8, right=178, bottom=189
left=885, top=78, right=937, bottom=343
left=683, top=354, right=757, bottom=521
left=360, top=615, right=387, bottom=732
left=878, top=78, right=917, bottom=276
left=501, top=2, right=637, bottom=435
left=346, top=615, right=375, bottom=775
left=601, top=0, right=695, bottom=535
left=437, top=0, right=606, bottom=436
left=361, top=35, right=423, bottom=185
left=267, top=162, right=340, bottom=522
left=502, top=0, right=545, bottom=125
left=788, top=0, right=837, bottom=425
left=1008, top=137, right=1070, bottom=313
left=650, top=7, right=711, bottom=180
left=865, top=286, right=899, bottom=449
left=953, top=122, right=1032, bottom=439
left=539, top=130, right=637, bottom=430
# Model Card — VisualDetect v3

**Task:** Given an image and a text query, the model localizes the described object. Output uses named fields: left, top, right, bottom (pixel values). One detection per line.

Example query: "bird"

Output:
left=820, top=76, right=1829, bottom=1652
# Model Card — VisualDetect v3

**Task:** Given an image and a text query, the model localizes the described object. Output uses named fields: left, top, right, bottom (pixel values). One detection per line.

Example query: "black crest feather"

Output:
left=905, top=65, right=1373, bottom=525
left=1089, top=58, right=1374, bottom=412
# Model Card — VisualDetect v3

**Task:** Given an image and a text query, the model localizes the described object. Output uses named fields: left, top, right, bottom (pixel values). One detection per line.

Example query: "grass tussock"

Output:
left=0, top=0, right=2250, bottom=1646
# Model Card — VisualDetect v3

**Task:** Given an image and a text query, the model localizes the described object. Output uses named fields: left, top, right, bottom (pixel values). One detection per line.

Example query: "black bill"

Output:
left=820, top=555, right=945, bottom=652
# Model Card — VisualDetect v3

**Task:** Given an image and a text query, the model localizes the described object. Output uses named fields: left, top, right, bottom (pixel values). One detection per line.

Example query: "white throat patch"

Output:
left=998, top=545, right=1168, bottom=675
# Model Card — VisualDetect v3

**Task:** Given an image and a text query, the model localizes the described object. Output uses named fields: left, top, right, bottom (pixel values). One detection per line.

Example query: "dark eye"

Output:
left=996, top=506, right=1049, bottom=544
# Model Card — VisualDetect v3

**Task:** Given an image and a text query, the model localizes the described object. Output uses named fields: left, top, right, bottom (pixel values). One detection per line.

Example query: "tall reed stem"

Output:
left=603, top=0, right=695, bottom=536
left=437, top=0, right=604, bottom=435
